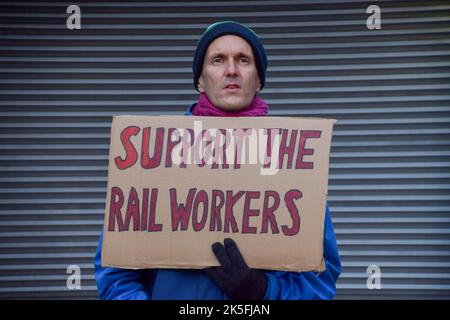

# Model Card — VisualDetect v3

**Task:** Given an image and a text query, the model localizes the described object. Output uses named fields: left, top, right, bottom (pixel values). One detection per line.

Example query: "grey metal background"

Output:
left=0, top=0, right=449, bottom=299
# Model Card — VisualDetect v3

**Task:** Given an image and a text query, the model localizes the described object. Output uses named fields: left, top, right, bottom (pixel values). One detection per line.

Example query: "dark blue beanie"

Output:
left=193, top=21, right=268, bottom=91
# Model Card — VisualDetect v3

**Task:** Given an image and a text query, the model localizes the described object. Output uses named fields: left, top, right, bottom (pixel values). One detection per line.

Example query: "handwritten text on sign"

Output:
left=102, top=116, right=335, bottom=272
left=109, top=121, right=322, bottom=236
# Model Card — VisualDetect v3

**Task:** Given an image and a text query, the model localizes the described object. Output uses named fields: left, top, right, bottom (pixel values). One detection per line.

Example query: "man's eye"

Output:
left=212, top=57, right=222, bottom=63
left=239, top=57, right=249, bottom=63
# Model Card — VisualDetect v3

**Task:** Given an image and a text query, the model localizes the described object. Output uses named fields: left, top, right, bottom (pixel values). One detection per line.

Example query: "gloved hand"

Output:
left=204, top=238, right=268, bottom=300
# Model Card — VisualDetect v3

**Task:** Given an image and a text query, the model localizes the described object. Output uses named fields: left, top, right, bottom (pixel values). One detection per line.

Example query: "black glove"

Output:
left=204, top=238, right=268, bottom=300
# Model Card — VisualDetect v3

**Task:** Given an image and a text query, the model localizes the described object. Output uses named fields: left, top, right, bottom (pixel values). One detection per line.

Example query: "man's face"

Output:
left=198, top=35, right=261, bottom=112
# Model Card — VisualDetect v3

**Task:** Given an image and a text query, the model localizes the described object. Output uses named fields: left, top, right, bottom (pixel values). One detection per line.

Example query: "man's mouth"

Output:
left=224, top=83, right=241, bottom=90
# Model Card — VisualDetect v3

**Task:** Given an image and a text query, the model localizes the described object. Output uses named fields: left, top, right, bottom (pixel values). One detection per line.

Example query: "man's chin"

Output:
left=217, top=99, right=249, bottom=112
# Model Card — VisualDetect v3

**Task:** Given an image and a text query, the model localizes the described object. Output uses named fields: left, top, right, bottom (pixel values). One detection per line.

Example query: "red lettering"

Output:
left=114, top=126, right=140, bottom=170
left=124, top=187, right=140, bottom=231
left=210, top=190, right=224, bottom=231
left=170, top=188, right=196, bottom=231
left=141, top=127, right=164, bottom=169
left=242, top=191, right=260, bottom=234
left=147, top=188, right=161, bottom=232
left=295, top=130, right=321, bottom=169
left=192, top=190, right=208, bottom=231
left=211, top=129, right=230, bottom=169
left=165, top=128, right=181, bottom=168
left=224, top=191, right=244, bottom=233
left=233, top=128, right=252, bottom=169
left=282, top=189, right=302, bottom=236
left=261, top=191, right=280, bottom=234
left=108, top=186, right=125, bottom=231
left=193, top=129, right=213, bottom=168
left=141, top=188, right=149, bottom=231
left=109, top=188, right=304, bottom=236
left=279, top=129, right=298, bottom=169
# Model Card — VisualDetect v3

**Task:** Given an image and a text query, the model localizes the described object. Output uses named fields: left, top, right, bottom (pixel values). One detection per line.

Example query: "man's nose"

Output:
left=224, top=60, right=239, bottom=76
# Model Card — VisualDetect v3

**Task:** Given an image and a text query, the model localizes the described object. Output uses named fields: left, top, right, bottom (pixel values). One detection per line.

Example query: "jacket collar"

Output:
left=185, top=103, right=195, bottom=116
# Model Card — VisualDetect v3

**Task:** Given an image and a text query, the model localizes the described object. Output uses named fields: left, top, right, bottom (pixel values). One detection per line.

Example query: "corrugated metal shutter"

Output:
left=0, top=0, right=449, bottom=299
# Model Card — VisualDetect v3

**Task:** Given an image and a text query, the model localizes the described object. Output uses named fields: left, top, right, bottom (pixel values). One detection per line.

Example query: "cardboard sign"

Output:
left=101, top=115, right=336, bottom=272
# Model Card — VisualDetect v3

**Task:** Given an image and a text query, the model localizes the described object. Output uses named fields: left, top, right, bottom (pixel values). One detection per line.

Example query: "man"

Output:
left=94, top=21, right=341, bottom=300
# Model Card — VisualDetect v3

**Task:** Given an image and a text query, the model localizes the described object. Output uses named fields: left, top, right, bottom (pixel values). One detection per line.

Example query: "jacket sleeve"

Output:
left=263, top=205, right=341, bottom=300
left=94, top=231, right=154, bottom=300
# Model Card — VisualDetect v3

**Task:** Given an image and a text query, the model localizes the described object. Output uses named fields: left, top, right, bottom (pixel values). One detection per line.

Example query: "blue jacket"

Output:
left=94, top=105, right=341, bottom=300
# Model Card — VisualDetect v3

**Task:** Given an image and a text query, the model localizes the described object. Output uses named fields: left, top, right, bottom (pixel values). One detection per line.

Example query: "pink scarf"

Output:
left=192, top=93, right=268, bottom=117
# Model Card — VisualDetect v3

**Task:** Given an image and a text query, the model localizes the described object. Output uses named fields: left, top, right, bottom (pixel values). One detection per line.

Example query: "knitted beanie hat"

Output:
left=192, top=21, right=268, bottom=91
